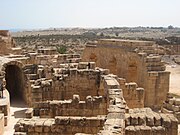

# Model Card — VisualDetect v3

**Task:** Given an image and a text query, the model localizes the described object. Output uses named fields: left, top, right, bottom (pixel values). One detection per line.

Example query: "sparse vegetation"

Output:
left=56, top=45, right=67, bottom=54
left=12, top=27, right=180, bottom=54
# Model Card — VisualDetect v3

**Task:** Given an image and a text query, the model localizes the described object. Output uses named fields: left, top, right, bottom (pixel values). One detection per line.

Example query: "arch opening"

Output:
left=5, top=65, right=25, bottom=103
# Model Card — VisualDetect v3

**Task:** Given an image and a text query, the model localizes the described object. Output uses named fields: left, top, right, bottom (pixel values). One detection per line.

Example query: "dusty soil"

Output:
left=4, top=100, right=27, bottom=135
left=166, top=64, right=180, bottom=96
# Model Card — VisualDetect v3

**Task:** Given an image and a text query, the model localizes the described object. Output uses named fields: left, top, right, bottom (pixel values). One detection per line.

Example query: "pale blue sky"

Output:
left=0, top=0, right=180, bottom=29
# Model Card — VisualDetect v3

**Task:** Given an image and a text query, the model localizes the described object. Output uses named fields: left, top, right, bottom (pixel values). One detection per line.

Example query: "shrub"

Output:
left=56, top=45, right=67, bottom=54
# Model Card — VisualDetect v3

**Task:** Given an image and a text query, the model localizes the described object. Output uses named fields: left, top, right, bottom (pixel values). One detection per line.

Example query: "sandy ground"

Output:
left=166, top=65, right=180, bottom=95
left=4, top=100, right=27, bottom=135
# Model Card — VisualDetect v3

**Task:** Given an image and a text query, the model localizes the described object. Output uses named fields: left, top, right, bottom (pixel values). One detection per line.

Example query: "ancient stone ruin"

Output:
left=82, top=39, right=170, bottom=109
left=0, top=31, right=179, bottom=135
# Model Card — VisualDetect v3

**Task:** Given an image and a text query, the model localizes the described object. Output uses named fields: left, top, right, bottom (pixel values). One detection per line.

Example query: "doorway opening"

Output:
left=5, top=65, right=25, bottom=103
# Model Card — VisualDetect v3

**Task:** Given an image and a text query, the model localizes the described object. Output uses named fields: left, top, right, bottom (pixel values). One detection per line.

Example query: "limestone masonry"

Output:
left=0, top=31, right=179, bottom=135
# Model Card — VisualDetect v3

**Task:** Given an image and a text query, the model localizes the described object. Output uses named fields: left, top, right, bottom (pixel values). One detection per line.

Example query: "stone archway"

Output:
left=2, top=61, right=25, bottom=103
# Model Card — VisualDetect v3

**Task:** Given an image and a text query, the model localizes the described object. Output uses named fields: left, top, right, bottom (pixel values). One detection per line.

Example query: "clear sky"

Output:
left=0, top=0, right=180, bottom=29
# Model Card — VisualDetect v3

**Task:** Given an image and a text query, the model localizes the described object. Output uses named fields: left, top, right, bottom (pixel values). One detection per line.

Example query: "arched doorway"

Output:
left=5, top=64, right=25, bottom=103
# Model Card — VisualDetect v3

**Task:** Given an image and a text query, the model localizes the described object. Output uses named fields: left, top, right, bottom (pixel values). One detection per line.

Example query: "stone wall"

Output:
left=35, top=54, right=81, bottom=67
left=162, top=95, right=180, bottom=123
left=33, top=95, right=107, bottom=118
left=125, top=108, right=178, bottom=135
left=15, top=116, right=105, bottom=135
left=0, top=30, right=15, bottom=55
left=14, top=70, right=127, bottom=135
left=163, top=44, right=180, bottom=55
left=13, top=67, right=179, bottom=135
left=119, top=79, right=144, bottom=108
left=28, top=63, right=100, bottom=106
left=82, top=39, right=170, bottom=109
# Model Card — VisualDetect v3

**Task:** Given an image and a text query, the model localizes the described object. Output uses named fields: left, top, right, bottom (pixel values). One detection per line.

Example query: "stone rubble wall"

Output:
left=162, top=96, right=180, bottom=123
left=14, top=72, right=127, bottom=135
left=14, top=116, right=105, bottom=135
left=32, top=95, right=107, bottom=118
left=125, top=108, right=178, bottom=135
left=98, top=75, right=126, bottom=135
left=25, top=62, right=100, bottom=107
left=34, top=54, right=81, bottom=67
left=163, top=44, right=180, bottom=55
left=118, top=78, right=144, bottom=108
left=13, top=68, right=179, bottom=135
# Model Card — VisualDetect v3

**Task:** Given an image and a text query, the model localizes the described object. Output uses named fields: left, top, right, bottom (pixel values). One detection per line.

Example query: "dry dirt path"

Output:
left=4, top=100, right=27, bottom=135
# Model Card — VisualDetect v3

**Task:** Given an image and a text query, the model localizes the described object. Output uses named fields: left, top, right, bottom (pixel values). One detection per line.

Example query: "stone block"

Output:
left=174, top=99, right=180, bottom=105
left=138, top=113, right=146, bottom=125
left=153, top=113, right=161, bottom=126
left=43, top=119, right=54, bottom=133
left=130, top=114, right=138, bottom=125
left=139, top=126, right=151, bottom=135
left=14, top=132, right=27, bottom=135
left=172, top=105, right=179, bottom=112
left=125, top=126, right=136, bottom=135
left=146, top=113, right=154, bottom=126
left=55, top=116, right=70, bottom=125
left=25, top=108, right=33, bottom=118
left=169, top=98, right=175, bottom=105
left=160, top=114, right=171, bottom=128
left=151, top=126, right=166, bottom=135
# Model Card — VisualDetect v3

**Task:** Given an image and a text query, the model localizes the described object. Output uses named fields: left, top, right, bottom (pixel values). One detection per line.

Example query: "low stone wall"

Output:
left=163, top=45, right=180, bottom=55
left=15, top=116, right=105, bottom=135
left=36, top=54, right=81, bottom=66
left=33, top=95, right=107, bottom=118
left=162, top=96, right=180, bottom=123
left=125, top=108, right=178, bottom=135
